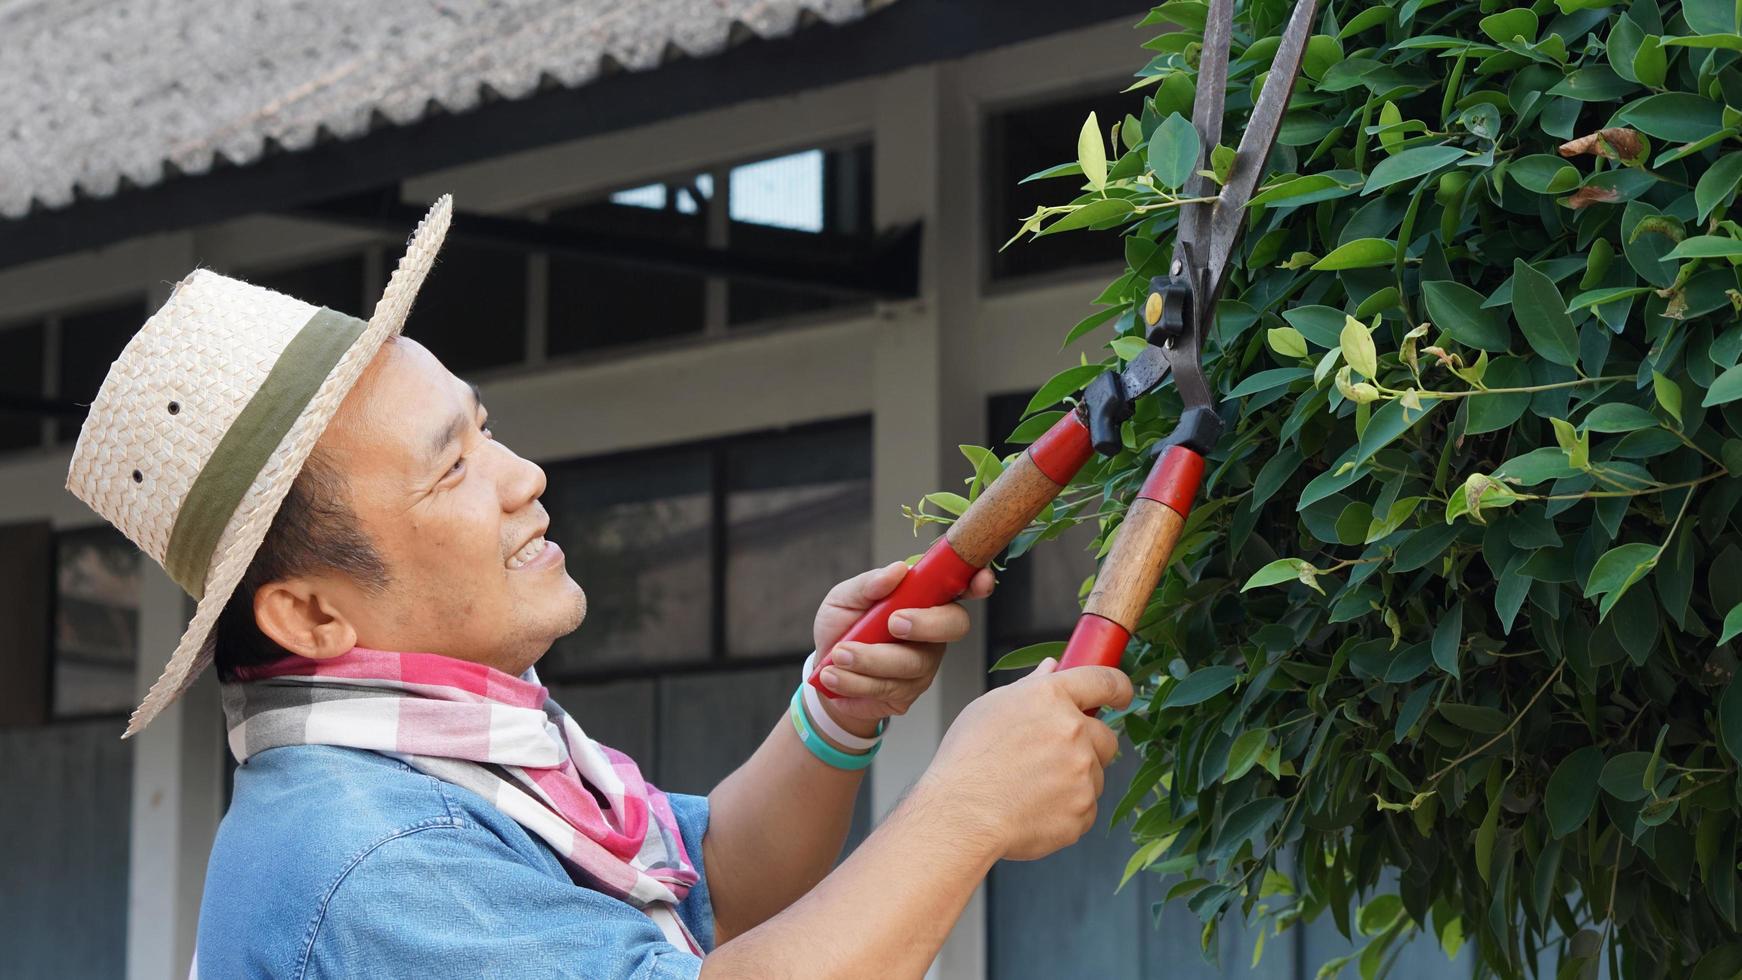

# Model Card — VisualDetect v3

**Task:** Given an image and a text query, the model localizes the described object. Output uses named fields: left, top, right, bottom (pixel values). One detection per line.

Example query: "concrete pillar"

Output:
left=126, top=250, right=228, bottom=980
left=869, top=62, right=988, bottom=980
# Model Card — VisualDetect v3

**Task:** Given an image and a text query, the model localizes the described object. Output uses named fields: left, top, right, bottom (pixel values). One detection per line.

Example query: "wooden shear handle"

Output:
left=808, top=411, right=1095, bottom=698
left=1059, top=445, right=1206, bottom=673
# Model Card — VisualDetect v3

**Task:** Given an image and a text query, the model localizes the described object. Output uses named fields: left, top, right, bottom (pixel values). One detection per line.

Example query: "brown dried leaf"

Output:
left=1558, top=127, right=1645, bottom=163
left=1562, top=185, right=1621, bottom=209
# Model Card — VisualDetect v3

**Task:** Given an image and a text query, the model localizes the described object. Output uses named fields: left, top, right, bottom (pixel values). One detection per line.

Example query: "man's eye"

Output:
left=449, top=457, right=465, bottom=476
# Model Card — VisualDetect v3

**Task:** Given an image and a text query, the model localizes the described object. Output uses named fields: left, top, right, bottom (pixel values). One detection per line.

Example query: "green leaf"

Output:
left=1632, top=35, right=1668, bottom=88
left=1580, top=403, right=1659, bottom=432
left=1585, top=543, right=1659, bottom=599
left=1599, top=752, right=1654, bottom=801
left=1340, top=315, right=1378, bottom=378
left=1617, top=94, right=1725, bottom=141
left=1225, top=729, right=1269, bottom=782
left=1431, top=600, right=1463, bottom=678
left=1227, top=367, right=1312, bottom=398
left=923, top=491, right=969, bottom=516
left=1281, top=305, right=1346, bottom=347
left=1722, top=677, right=1742, bottom=765
left=1247, top=171, right=1363, bottom=208
left=1211, top=797, right=1284, bottom=861
left=1363, top=144, right=1468, bottom=193
left=1160, top=665, right=1239, bottom=708
left=1653, top=371, right=1684, bottom=423
left=1423, top=280, right=1510, bottom=350
left=1479, top=8, right=1537, bottom=42
left=1035, top=197, right=1133, bottom=236
left=1109, top=335, right=1149, bottom=361
left=1664, top=33, right=1742, bottom=51
left=1685, top=0, right=1741, bottom=33
left=1024, top=364, right=1105, bottom=416
left=1267, top=326, right=1308, bottom=359
left=1509, top=259, right=1580, bottom=367
left=1696, top=153, right=1742, bottom=223
left=1440, top=703, right=1510, bottom=734
left=1722, top=604, right=1742, bottom=644
left=1494, top=447, right=1578, bottom=484
left=1664, top=235, right=1742, bottom=260
left=1078, top=112, right=1107, bottom=191
left=1313, top=238, right=1398, bottom=270
left=1243, top=558, right=1312, bottom=591
left=1692, top=946, right=1742, bottom=980
left=990, top=640, right=1067, bottom=672
left=1475, top=789, right=1502, bottom=885
left=1546, top=747, right=1605, bottom=838
left=1704, top=365, right=1742, bottom=407
left=1354, top=396, right=1441, bottom=465
left=1465, top=358, right=1532, bottom=435
left=1148, top=111, right=1200, bottom=190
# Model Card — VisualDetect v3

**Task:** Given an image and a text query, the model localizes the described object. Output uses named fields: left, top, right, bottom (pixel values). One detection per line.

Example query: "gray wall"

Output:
left=0, top=718, right=132, bottom=980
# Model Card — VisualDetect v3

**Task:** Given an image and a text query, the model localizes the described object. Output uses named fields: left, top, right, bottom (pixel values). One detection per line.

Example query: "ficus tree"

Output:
left=922, top=0, right=1742, bottom=976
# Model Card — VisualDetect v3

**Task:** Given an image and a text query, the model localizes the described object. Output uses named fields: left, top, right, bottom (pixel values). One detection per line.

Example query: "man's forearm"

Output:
left=704, top=711, right=867, bottom=941
left=701, top=777, right=997, bottom=980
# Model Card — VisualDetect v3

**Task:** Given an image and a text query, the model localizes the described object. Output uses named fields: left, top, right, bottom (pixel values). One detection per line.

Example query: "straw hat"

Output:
left=65, top=195, right=454, bottom=738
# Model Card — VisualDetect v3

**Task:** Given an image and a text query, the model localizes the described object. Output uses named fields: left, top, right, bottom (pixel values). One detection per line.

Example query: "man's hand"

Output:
left=810, top=561, right=997, bottom=734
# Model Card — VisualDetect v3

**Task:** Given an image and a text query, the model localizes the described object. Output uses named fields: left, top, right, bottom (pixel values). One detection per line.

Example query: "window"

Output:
left=536, top=419, right=872, bottom=680
left=55, top=298, right=147, bottom=444
left=51, top=525, right=141, bottom=719
left=544, top=142, right=874, bottom=356
left=405, top=243, right=529, bottom=373
left=0, top=319, right=46, bottom=455
left=986, top=91, right=1138, bottom=282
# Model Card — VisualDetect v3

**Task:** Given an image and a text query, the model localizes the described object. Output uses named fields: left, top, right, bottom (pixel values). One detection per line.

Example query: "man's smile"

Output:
left=507, top=535, right=563, bottom=571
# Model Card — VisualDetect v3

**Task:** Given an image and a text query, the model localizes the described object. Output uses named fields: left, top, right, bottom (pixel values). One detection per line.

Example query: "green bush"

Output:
left=950, top=0, right=1742, bottom=975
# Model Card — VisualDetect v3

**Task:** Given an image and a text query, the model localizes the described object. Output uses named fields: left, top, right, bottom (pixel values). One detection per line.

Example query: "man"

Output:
left=66, top=197, right=1132, bottom=978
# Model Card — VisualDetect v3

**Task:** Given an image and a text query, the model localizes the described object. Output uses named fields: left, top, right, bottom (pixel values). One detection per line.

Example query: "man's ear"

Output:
left=253, top=578, right=358, bottom=661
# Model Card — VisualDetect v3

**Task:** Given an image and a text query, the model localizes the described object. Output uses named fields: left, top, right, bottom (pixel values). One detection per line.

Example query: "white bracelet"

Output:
left=800, top=651, right=886, bottom=752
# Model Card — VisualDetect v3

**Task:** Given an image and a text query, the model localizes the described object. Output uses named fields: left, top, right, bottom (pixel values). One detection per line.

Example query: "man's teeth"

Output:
left=507, top=536, right=548, bottom=569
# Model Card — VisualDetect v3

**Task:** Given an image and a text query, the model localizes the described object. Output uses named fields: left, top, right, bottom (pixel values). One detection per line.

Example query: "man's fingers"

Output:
left=887, top=603, right=970, bottom=644
left=963, top=567, right=997, bottom=601
left=818, top=665, right=908, bottom=701
left=822, top=561, right=910, bottom=612
left=1024, top=657, right=1060, bottom=680
left=1054, top=666, right=1134, bottom=712
left=831, top=642, right=934, bottom=680
left=1088, top=720, right=1119, bottom=768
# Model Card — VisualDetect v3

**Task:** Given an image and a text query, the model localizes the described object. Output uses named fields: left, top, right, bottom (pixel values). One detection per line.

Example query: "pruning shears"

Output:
left=808, top=0, right=1322, bottom=697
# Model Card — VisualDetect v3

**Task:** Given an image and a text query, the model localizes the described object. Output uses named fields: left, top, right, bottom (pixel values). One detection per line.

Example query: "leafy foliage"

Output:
left=950, top=0, right=1742, bottom=976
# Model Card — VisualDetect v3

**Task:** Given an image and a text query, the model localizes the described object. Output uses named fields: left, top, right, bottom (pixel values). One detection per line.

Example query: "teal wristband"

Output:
left=789, top=686, right=881, bottom=771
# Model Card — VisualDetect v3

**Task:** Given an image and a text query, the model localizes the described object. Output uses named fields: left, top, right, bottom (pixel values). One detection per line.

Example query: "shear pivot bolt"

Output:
left=1143, top=292, right=1163, bottom=327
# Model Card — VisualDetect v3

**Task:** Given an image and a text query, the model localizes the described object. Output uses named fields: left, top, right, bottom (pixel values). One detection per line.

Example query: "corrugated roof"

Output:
left=0, top=0, right=894, bottom=220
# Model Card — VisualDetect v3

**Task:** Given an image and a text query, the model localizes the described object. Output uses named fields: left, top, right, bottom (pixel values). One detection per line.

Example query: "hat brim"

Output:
left=122, top=195, right=454, bottom=738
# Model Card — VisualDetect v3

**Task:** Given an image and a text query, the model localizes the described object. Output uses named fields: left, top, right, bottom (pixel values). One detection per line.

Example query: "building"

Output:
left=0, top=2, right=1471, bottom=977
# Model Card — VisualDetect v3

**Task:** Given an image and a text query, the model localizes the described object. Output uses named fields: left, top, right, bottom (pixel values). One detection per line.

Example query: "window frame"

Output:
left=978, top=79, right=1136, bottom=294
left=533, top=413, right=873, bottom=686
left=48, top=523, right=143, bottom=724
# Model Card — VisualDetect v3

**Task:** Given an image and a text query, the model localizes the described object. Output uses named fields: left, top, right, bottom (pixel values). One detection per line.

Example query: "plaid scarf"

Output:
left=221, top=646, right=702, bottom=953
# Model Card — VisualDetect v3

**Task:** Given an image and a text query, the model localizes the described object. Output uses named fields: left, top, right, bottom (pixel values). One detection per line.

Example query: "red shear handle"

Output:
left=1059, top=445, right=1205, bottom=672
left=809, top=411, right=1094, bottom=697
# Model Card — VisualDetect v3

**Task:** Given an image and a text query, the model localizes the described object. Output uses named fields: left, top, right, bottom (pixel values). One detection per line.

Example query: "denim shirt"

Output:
left=195, top=744, right=714, bottom=979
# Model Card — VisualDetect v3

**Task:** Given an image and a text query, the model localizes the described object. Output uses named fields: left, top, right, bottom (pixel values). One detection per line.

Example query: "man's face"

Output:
left=312, top=336, right=586, bottom=676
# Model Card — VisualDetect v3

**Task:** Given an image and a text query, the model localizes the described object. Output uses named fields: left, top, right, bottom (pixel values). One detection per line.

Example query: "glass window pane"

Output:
left=0, top=321, right=45, bottom=454
left=726, top=144, right=873, bottom=327
left=540, top=451, right=713, bottom=674
left=53, top=526, right=141, bottom=718
left=724, top=424, right=871, bottom=659
left=729, top=149, right=825, bottom=232
left=987, top=93, right=1133, bottom=280
left=56, top=299, right=146, bottom=444
left=406, top=243, right=527, bottom=373
left=547, top=197, right=706, bottom=355
left=240, top=254, right=366, bottom=316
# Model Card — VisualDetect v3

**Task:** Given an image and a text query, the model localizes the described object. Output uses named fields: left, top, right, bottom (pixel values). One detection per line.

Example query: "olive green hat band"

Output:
left=162, top=308, right=366, bottom=598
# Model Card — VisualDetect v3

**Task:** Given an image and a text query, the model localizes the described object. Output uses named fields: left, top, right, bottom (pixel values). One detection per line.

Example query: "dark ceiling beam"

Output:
left=0, top=0, right=1146, bottom=271
left=288, top=195, right=922, bottom=299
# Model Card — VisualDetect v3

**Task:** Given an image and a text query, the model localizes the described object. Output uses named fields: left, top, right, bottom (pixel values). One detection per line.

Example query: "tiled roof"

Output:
left=0, top=0, right=894, bottom=219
